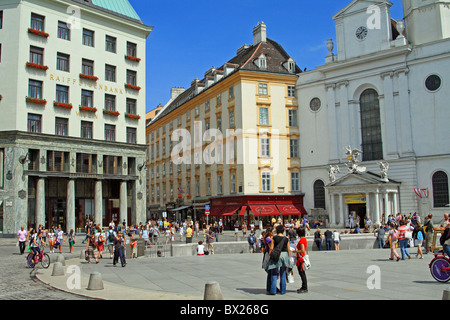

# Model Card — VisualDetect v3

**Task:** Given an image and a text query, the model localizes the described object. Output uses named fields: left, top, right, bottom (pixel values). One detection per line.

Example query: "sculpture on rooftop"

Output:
left=345, top=146, right=366, bottom=173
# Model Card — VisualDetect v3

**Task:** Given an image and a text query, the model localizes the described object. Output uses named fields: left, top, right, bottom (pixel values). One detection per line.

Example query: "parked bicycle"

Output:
left=27, top=245, right=50, bottom=269
left=429, top=251, right=450, bottom=283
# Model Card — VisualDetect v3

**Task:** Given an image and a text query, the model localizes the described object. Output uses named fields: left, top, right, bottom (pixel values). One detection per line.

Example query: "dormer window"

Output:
left=283, top=58, right=296, bottom=73
left=254, top=54, right=267, bottom=70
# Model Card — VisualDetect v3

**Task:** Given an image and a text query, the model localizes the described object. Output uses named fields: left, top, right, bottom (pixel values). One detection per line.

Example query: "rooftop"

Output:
left=71, top=0, right=144, bottom=24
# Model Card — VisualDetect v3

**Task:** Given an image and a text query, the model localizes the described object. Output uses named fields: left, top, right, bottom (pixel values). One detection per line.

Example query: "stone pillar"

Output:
left=393, top=192, right=400, bottom=215
left=36, top=178, right=45, bottom=228
left=66, top=179, right=75, bottom=233
left=329, top=193, right=336, bottom=226
left=120, top=181, right=127, bottom=225
left=326, top=83, right=339, bottom=162
left=374, top=191, right=380, bottom=225
left=339, top=193, right=345, bottom=228
left=95, top=180, right=103, bottom=227
left=381, top=71, right=398, bottom=157
left=383, top=192, right=389, bottom=222
left=396, top=68, right=414, bottom=156
left=338, top=81, right=351, bottom=149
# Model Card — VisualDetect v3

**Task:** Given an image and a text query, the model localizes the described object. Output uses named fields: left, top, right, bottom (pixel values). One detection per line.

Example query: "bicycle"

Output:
left=429, top=250, right=450, bottom=283
left=26, top=245, right=50, bottom=269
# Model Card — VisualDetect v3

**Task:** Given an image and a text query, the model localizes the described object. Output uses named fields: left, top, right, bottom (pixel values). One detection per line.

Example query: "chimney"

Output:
left=253, top=21, right=267, bottom=45
left=171, top=87, right=185, bottom=99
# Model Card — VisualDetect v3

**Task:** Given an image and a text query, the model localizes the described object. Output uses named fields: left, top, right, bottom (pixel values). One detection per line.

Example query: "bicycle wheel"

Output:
left=41, top=253, right=51, bottom=269
left=430, top=258, right=450, bottom=283
left=27, top=254, right=35, bottom=268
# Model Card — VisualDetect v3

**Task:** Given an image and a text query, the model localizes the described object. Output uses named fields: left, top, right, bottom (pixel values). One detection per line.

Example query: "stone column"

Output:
left=396, top=68, right=414, bottom=155
left=383, top=192, right=389, bottom=222
left=66, top=179, right=75, bottom=233
left=95, top=180, right=103, bottom=227
left=381, top=71, right=398, bottom=157
left=36, top=178, right=45, bottom=228
left=326, top=83, right=339, bottom=162
left=393, top=192, right=399, bottom=215
left=329, top=193, right=336, bottom=226
left=339, top=193, right=345, bottom=228
left=374, top=191, right=380, bottom=225
left=120, top=181, right=127, bottom=225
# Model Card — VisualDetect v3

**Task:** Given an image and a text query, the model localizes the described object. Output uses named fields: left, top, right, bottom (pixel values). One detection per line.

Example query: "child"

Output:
left=197, top=240, right=205, bottom=256
left=130, top=236, right=138, bottom=259
left=67, top=229, right=75, bottom=253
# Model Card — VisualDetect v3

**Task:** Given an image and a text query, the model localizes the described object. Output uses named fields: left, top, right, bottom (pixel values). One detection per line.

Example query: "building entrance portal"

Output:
left=348, top=204, right=366, bottom=228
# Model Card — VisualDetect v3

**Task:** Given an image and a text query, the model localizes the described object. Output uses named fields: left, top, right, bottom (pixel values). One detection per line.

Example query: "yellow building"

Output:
left=146, top=22, right=306, bottom=227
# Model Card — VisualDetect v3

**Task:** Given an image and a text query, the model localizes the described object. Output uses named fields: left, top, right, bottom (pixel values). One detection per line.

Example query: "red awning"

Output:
left=239, top=206, right=247, bottom=216
left=249, top=205, right=280, bottom=216
left=276, top=204, right=307, bottom=216
left=221, top=205, right=241, bottom=216
left=209, top=206, right=225, bottom=216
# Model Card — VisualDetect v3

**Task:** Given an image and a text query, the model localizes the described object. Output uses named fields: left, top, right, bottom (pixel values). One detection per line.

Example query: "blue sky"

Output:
left=129, top=0, right=404, bottom=113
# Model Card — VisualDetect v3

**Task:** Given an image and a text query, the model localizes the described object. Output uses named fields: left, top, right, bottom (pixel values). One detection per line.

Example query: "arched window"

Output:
left=360, top=89, right=383, bottom=161
left=432, top=171, right=449, bottom=208
left=313, top=180, right=326, bottom=209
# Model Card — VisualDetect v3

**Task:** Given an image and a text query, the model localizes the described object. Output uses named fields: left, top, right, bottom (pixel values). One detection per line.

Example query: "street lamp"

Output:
left=259, top=206, right=263, bottom=235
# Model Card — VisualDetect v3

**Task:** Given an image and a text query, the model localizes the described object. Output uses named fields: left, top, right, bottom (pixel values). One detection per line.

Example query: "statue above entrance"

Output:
left=377, top=161, right=390, bottom=182
left=344, top=146, right=366, bottom=173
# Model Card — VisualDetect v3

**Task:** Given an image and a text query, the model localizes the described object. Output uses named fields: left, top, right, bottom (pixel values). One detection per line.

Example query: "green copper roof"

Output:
left=90, top=0, right=142, bottom=21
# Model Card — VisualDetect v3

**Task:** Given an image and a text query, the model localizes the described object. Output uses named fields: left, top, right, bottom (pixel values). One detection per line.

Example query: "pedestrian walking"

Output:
left=423, top=214, right=435, bottom=254
left=47, top=227, right=56, bottom=253
left=67, top=229, right=75, bottom=253
left=262, top=227, right=274, bottom=293
left=413, top=221, right=424, bottom=259
left=95, top=227, right=105, bottom=258
left=398, top=220, right=412, bottom=260
left=130, top=236, right=137, bottom=259
left=16, top=226, right=28, bottom=255
left=85, top=233, right=99, bottom=264
left=186, top=224, right=193, bottom=244
left=266, top=225, right=293, bottom=295
left=106, top=226, right=116, bottom=259
left=248, top=230, right=257, bottom=253
left=56, top=225, right=64, bottom=254
left=374, top=224, right=386, bottom=249
left=386, top=224, right=400, bottom=261
left=113, top=231, right=126, bottom=267
left=204, top=227, right=215, bottom=255
left=333, top=230, right=341, bottom=251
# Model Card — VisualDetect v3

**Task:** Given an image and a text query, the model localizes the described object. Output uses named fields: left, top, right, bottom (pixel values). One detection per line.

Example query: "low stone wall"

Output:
left=162, top=234, right=381, bottom=257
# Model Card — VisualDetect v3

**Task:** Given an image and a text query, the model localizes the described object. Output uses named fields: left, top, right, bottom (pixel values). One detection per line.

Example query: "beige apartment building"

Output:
left=146, top=22, right=307, bottom=228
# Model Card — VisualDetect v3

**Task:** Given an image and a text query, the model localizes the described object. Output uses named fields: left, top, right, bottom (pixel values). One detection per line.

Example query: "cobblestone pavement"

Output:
left=0, top=239, right=93, bottom=300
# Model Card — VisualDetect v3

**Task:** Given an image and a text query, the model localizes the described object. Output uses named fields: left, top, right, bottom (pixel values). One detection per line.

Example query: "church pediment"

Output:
left=333, top=0, right=393, bottom=20
left=326, top=171, right=401, bottom=188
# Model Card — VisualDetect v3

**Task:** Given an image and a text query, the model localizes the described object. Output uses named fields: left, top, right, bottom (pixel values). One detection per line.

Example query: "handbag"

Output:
left=269, top=237, right=286, bottom=262
left=405, top=230, right=412, bottom=240
left=262, top=252, right=270, bottom=269
left=302, top=254, right=311, bottom=271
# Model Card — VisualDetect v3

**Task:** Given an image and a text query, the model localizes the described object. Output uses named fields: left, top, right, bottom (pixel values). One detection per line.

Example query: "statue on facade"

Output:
left=377, top=161, right=389, bottom=182
left=345, top=146, right=366, bottom=173
left=329, top=165, right=340, bottom=182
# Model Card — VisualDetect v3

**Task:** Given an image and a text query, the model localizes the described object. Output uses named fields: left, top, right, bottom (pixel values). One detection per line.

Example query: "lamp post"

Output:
left=259, top=206, right=263, bottom=236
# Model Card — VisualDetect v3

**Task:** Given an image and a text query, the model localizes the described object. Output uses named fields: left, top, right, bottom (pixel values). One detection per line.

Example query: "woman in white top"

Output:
left=333, top=230, right=341, bottom=251
left=47, top=227, right=56, bottom=253
left=56, top=226, right=64, bottom=254
left=197, top=241, right=205, bottom=255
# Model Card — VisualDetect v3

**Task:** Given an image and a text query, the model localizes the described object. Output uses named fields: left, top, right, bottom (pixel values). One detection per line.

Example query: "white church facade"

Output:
left=297, top=0, right=450, bottom=227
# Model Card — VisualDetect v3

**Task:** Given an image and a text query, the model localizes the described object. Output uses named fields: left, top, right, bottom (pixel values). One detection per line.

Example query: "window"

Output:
left=432, top=171, right=449, bottom=208
left=31, top=13, right=45, bottom=31
left=259, top=107, right=269, bottom=125
left=28, top=80, right=42, bottom=99
left=126, top=98, right=137, bottom=115
left=360, top=89, right=383, bottom=161
left=260, top=138, right=270, bottom=157
left=57, top=21, right=70, bottom=40
left=29, top=46, right=44, bottom=65
left=216, top=93, right=222, bottom=105
left=81, top=121, right=93, bottom=139
left=126, top=70, right=137, bottom=86
left=105, top=94, right=116, bottom=111
left=55, top=117, right=68, bottom=136
left=56, top=52, right=69, bottom=72
left=258, top=83, right=268, bottom=95
left=216, top=115, right=222, bottom=132
left=127, top=42, right=137, bottom=57
left=0, top=149, right=3, bottom=189
left=206, top=177, right=211, bottom=195
left=291, top=172, right=300, bottom=191
left=229, top=86, right=234, bottom=99
left=288, top=109, right=298, bottom=127
left=230, top=173, right=236, bottom=193
left=127, top=127, right=137, bottom=144
left=82, top=59, right=94, bottom=76
left=229, top=109, right=235, bottom=128
left=81, top=90, right=93, bottom=107
left=313, top=180, right=326, bottom=209
left=105, top=35, right=116, bottom=53
left=195, top=179, right=200, bottom=197
left=105, top=124, right=115, bottom=141
left=290, top=139, right=299, bottom=158
left=0, top=11, right=3, bottom=29
left=261, top=172, right=271, bottom=192
left=56, top=85, right=69, bottom=103
left=205, top=100, right=210, bottom=111
left=288, top=85, right=296, bottom=97
left=76, top=153, right=97, bottom=174
left=218, top=175, right=223, bottom=194
left=105, top=64, right=116, bottom=82
left=82, top=28, right=94, bottom=47
left=103, top=155, right=121, bottom=175
left=47, top=151, right=69, bottom=172
left=27, top=114, right=41, bottom=133
left=195, top=105, right=199, bottom=116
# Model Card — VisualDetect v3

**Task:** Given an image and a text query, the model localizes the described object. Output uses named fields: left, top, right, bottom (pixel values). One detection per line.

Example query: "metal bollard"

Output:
left=87, top=272, right=104, bottom=290
left=203, top=281, right=224, bottom=300
left=51, top=262, right=65, bottom=276
left=80, top=250, right=86, bottom=260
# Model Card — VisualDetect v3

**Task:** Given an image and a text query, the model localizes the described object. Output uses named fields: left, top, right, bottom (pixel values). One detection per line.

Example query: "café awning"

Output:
left=276, top=204, right=307, bottom=216
left=249, top=204, right=280, bottom=216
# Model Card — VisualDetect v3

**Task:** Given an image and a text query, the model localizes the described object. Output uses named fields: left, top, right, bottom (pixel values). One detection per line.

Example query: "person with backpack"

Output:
left=248, top=231, right=257, bottom=253
left=106, top=226, right=116, bottom=259
left=386, top=224, right=400, bottom=261
left=413, top=221, right=425, bottom=259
